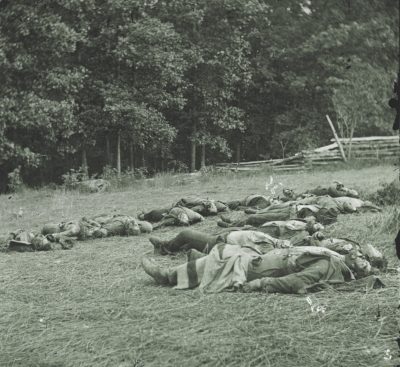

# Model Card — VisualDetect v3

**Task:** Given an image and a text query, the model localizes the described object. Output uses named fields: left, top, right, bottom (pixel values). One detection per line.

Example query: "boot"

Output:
left=149, top=237, right=168, bottom=255
left=219, top=214, right=232, bottom=223
left=217, top=220, right=230, bottom=228
left=244, top=208, right=257, bottom=214
left=141, top=257, right=171, bottom=285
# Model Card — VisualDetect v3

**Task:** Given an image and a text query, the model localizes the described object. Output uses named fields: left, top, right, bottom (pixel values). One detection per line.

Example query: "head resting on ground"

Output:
left=311, top=231, right=325, bottom=241
left=282, top=188, right=296, bottom=199
left=343, top=248, right=372, bottom=278
left=126, top=219, right=141, bottom=236
left=304, top=216, right=324, bottom=234
left=332, top=181, right=359, bottom=198
left=333, top=181, right=344, bottom=190
left=362, top=243, right=387, bottom=270
left=138, top=220, right=153, bottom=233
left=203, top=199, right=218, bottom=215
left=342, top=201, right=357, bottom=213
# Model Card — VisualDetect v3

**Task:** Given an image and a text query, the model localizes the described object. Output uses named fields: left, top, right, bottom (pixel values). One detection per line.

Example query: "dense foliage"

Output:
left=0, top=0, right=397, bottom=189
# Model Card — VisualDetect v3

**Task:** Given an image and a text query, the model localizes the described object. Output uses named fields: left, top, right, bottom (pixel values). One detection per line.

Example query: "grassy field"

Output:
left=0, top=163, right=399, bottom=367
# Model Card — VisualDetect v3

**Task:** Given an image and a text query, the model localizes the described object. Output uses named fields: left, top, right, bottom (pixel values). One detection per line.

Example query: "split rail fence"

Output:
left=215, top=136, right=400, bottom=172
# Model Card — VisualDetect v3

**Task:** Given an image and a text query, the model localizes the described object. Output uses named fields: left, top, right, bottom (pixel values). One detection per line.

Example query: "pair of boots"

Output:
left=142, top=247, right=206, bottom=286
left=141, top=257, right=177, bottom=285
left=141, top=252, right=205, bottom=285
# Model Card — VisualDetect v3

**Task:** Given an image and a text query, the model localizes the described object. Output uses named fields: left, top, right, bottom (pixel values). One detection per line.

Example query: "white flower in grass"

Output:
left=383, top=349, right=392, bottom=360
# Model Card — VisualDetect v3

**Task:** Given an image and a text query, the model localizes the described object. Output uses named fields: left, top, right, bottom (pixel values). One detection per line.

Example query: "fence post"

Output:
left=326, top=115, right=347, bottom=162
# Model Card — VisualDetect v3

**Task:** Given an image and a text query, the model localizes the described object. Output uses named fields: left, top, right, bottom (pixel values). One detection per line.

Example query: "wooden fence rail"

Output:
left=215, top=136, right=399, bottom=172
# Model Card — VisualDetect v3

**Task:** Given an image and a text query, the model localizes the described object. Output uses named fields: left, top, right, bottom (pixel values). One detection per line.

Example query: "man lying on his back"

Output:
left=142, top=243, right=381, bottom=294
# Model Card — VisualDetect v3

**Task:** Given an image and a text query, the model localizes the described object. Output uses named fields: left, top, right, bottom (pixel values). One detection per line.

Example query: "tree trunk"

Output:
left=161, top=148, right=165, bottom=172
left=201, top=144, right=206, bottom=169
left=106, top=135, right=111, bottom=165
left=236, top=141, right=241, bottom=164
left=142, top=147, right=146, bottom=168
left=129, top=139, right=134, bottom=171
left=190, top=123, right=197, bottom=172
left=279, top=140, right=286, bottom=159
left=156, top=154, right=160, bottom=172
left=82, top=147, right=88, bottom=177
left=116, top=130, right=121, bottom=178
left=191, top=141, right=197, bottom=172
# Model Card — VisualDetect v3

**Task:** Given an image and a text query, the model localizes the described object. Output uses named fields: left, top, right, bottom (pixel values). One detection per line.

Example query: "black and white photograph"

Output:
left=0, top=0, right=399, bottom=366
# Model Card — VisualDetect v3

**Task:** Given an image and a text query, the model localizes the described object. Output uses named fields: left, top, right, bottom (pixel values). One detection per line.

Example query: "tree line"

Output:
left=0, top=0, right=397, bottom=190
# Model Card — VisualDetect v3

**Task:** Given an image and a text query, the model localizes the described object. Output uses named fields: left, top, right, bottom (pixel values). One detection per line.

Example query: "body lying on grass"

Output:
left=148, top=227, right=386, bottom=272
left=149, top=228, right=292, bottom=256
left=174, top=197, right=228, bottom=216
left=218, top=202, right=339, bottom=227
left=226, top=194, right=277, bottom=210
left=142, top=244, right=384, bottom=294
left=295, top=195, right=381, bottom=214
left=223, top=181, right=359, bottom=211
left=2, top=214, right=152, bottom=252
left=149, top=217, right=323, bottom=255
left=138, top=197, right=227, bottom=224
left=46, top=214, right=152, bottom=239
left=1, top=229, right=73, bottom=252
left=304, top=181, right=359, bottom=198
left=42, top=214, right=152, bottom=241
left=248, top=217, right=324, bottom=240
left=140, top=206, right=204, bottom=229
left=281, top=181, right=359, bottom=201
left=244, top=196, right=380, bottom=216
left=219, top=195, right=380, bottom=228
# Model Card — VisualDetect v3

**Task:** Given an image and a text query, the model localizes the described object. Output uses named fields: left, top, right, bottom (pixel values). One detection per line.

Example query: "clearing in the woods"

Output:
left=0, top=163, right=399, bottom=367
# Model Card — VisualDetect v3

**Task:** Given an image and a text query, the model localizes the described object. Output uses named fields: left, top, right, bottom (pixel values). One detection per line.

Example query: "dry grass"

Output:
left=0, top=163, right=399, bottom=367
